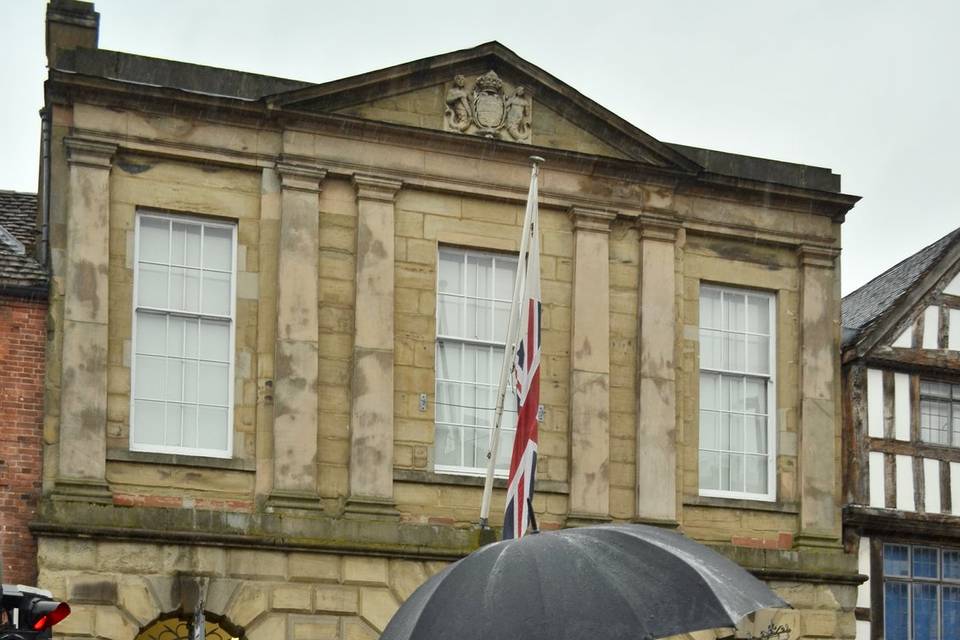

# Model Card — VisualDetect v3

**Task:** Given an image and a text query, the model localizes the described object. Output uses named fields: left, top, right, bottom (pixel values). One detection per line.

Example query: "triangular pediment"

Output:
left=266, top=42, right=698, bottom=170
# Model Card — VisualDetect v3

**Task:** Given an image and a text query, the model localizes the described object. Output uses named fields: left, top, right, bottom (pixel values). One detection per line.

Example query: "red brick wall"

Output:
left=0, top=296, right=47, bottom=585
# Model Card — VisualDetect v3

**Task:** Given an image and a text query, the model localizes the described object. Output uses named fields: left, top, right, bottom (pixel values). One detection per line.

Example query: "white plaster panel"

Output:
left=856, top=620, right=871, bottom=640
left=952, top=462, right=960, bottom=515
left=892, top=326, right=912, bottom=348
left=867, top=368, right=884, bottom=438
left=924, top=458, right=941, bottom=514
left=923, top=305, right=940, bottom=349
left=950, top=309, right=960, bottom=351
left=894, top=373, right=910, bottom=441
left=945, top=272, right=960, bottom=296
left=869, top=451, right=885, bottom=508
left=857, top=535, right=871, bottom=608
left=896, top=454, right=915, bottom=512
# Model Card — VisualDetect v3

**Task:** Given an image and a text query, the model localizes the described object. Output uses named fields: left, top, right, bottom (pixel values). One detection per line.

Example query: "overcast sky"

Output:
left=2, top=1, right=958, bottom=295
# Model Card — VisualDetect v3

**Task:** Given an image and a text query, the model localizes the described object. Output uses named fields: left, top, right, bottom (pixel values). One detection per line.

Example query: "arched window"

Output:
left=134, top=612, right=243, bottom=640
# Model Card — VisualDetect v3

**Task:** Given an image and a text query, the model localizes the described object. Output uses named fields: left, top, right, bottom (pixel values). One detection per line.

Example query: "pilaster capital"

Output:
left=353, top=174, right=403, bottom=203
left=276, top=157, right=327, bottom=193
left=798, top=244, right=839, bottom=269
left=569, top=206, right=617, bottom=233
left=64, top=136, right=117, bottom=170
left=637, top=211, right=682, bottom=243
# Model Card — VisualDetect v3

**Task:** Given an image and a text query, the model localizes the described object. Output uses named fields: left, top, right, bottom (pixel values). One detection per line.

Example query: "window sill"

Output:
left=685, top=495, right=799, bottom=514
left=107, top=448, right=256, bottom=472
left=394, top=468, right=569, bottom=495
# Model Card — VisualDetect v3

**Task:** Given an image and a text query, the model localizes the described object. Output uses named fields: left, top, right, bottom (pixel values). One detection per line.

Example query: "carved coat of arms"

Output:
left=444, top=71, right=531, bottom=142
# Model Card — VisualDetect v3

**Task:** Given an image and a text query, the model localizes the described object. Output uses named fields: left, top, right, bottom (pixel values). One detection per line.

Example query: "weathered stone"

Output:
left=225, top=583, right=270, bottom=628
left=273, top=584, right=313, bottom=612
left=314, top=585, right=359, bottom=614
left=359, top=587, right=399, bottom=633
left=343, top=557, right=389, bottom=585
left=228, top=550, right=287, bottom=580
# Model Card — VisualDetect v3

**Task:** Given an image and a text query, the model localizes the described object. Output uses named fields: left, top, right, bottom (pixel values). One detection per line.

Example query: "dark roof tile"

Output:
left=0, top=190, right=47, bottom=290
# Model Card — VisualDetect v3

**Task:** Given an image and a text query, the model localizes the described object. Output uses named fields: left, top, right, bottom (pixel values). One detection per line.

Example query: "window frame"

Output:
left=697, top=283, right=778, bottom=502
left=128, top=210, right=238, bottom=459
left=919, top=379, right=960, bottom=448
left=434, top=245, right=519, bottom=478
left=881, top=542, right=960, bottom=640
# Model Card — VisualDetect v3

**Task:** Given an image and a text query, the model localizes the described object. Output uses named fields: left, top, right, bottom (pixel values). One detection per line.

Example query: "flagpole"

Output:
left=479, top=155, right=544, bottom=530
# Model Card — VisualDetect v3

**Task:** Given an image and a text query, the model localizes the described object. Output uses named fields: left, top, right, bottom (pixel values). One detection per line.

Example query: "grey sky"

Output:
left=2, top=0, right=958, bottom=295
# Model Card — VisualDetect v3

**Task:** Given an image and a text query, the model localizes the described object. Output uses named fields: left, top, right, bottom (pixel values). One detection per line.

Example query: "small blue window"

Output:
left=915, top=548, right=940, bottom=580
left=913, top=583, right=938, bottom=640
left=885, top=582, right=909, bottom=640
left=886, top=544, right=910, bottom=577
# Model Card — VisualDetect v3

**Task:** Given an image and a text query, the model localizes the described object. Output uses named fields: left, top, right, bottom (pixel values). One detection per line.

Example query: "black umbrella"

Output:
left=382, top=523, right=787, bottom=640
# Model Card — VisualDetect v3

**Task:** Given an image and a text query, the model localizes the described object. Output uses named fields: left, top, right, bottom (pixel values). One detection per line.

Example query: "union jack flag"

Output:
left=502, top=176, right=541, bottom=541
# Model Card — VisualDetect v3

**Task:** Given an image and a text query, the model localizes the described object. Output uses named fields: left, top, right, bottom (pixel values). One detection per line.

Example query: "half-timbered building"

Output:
left=842, top=227, right=960, bottom=640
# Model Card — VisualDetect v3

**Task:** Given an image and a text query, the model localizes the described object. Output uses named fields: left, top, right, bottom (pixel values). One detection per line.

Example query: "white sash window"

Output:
left=129, top=212, right=236, bottom=458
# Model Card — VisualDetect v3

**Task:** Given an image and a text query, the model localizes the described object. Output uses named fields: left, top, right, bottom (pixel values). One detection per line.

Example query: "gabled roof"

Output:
left=842, top=226, right=960, bottom=350
left=0, top=191, right=47, bottom=292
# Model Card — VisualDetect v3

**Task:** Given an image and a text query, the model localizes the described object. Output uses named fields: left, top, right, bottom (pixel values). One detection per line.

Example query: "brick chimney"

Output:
left=45, top=0, right=99, bottom=67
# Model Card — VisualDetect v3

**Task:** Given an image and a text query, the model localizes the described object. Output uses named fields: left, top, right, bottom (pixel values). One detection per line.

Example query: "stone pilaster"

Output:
left=267, top=159, right=325, bottom=512
left=796, top=245, right=842, bottom=548
left=635, top=214, right=681, bottom=525
left=566, top=207, right=616, bottom=526
left=345, top=174, right=402, bottom=519
left=54, top=137, right=116, bottom=503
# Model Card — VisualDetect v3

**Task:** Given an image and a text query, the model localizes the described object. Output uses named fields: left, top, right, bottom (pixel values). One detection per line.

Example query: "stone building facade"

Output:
left=36, top=1, right=861, bottom=638
left=0, top=190, right=48, bottom=585
left=841, top=227, right=960, bottom=640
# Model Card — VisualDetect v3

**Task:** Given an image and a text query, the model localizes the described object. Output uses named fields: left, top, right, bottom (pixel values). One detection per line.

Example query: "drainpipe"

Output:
left=38, top=106, right=51, bottom=269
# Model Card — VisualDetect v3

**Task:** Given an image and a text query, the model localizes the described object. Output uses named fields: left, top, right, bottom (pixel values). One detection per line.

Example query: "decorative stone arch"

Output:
left=134, top=610, right=244, bottom=640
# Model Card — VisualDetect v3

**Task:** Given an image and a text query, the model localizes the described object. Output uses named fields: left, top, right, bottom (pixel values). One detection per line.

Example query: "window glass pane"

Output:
left=135, top=355, right=165, bottom=401
left=202, top=270, right=231, bottom=316
left=724, top=292, right=746, bottom=331
left=943, top=586, right=960, bottom=640
left=700, top=372, right=718, bottom=410
left=700, top=288, right=722, bottom=329
left=435, top=424, right=461, bottom=467
left=197, top=406, right=228, bottom=450
left=744, top=455, right=767, bottom=494
left=699, top=451, right=719, bottom=490
left=945, top=550, right=960, bottom=581
left=723, top=332, right=746, bottom=371
left=171, top=222, right=201, bottom=267
left=721, top=452, right=743, bottom=492
left=182, top=361, right=198, bottom=404
left=744, top=415, right=767, bottom=454
left=438, top=250, right=464, bottom=295
left=181, top=405, right=198, bottom=449
left=139, top=217, right=169, bottom=263
left=437, top=294, right=462, bottom=336
left=165, top=360, right=184, bottom=402
left=199, top=319, right=230, bottom=362
left=203, top=225, right=232, bottom=271
left=494, top=258, right=517, bottom=300
left=170, top=267, right=201, bottom=312
left=744, top=378, right=767, bottom=414
left=728, top=414, right=744, bottom=452
left=466, top=298, right=492, bottom=341
left=700, top=411, right=719, bottom=450
left=496, top=428, right=516, bottom=469
left=435, top=381, right=460, bottom=424
left=198, top=362, right=229, bottom=406
left=167, top=316, right=199, bottom=358
left=884, top=545, right=911, bottom=577
left=165, top=402, right=183, bottom=446
left=436, top=341, right=461, bottom=382
left=493, top=301, right=512, bottom=343
left=921, top=398, right=951, bottom=445
left=462, top=426, right=483, bottom=468
left=913, top=583, right=938, bottom=640
left=466, top=254, right=493, bottom=298
left=722, top=376, right=744, bottom=412
left=133, top=400, right=165, bottom=446
left=884, top=582, right=909, bottom=640
left=462, top=384, right=480, bottom=426
left=746, top=295, right=770, bottom=334
left=746, top=334, right=770, bottom=374
left=473, top=427, right=491, bottom=470
left=922, top=380, right=952, bottom=398
left=914, top=547, right=939, bottom=579
left=699, top=329, right=723, bottom=370
left=138, top=263, right=168, bottom=308
left=137, top=312, right=167, bottom=355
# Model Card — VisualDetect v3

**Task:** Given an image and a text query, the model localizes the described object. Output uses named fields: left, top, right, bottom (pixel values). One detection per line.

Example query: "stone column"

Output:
left=267, top=159, right=325, bottom=511
left=567, top=207, right=616, bottom=525
left=797, top=245, right=842, bottom=547
left=54, top=137, right=116, bottom=502
left=635, top=214, right=681, bottom=525
left=345, top=174, right=402, bottom=519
